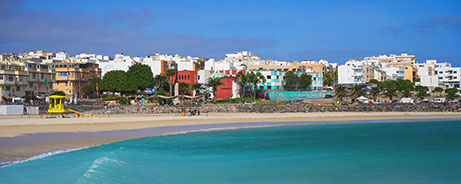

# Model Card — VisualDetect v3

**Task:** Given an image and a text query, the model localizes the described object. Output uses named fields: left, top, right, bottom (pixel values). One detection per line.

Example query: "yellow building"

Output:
left=404, top=65, right=418, bottom=82
left=51, top=62, right=101, bottom=97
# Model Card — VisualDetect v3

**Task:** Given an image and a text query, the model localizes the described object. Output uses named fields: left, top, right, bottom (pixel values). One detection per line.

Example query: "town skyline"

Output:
left=1, top=0, right=460, bottom=64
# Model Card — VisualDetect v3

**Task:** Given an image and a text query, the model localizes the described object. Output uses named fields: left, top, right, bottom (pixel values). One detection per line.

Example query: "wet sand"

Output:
left=1, top=112, right=461, bottom=164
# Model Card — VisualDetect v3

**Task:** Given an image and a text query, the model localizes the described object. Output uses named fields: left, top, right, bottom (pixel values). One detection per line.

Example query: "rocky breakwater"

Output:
left=86, top=103, right=460, bottom=115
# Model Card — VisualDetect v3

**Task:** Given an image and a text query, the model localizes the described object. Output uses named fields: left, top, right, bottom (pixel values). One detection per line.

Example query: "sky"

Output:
left=0, top=0, right=460, bottom=64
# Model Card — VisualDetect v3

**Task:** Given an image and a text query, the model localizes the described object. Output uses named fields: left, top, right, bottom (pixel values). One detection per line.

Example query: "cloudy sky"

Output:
left=1, top=0, right=460, bottom=64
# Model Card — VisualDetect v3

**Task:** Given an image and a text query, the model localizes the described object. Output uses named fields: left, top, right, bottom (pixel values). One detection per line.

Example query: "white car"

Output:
left=399, top=98, right=414, bottom=104
left=432, top=98, right=446, bottom=103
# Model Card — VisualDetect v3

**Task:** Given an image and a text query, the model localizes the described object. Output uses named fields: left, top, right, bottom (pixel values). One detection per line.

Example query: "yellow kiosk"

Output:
left=48, top=95, right=100, bottom=118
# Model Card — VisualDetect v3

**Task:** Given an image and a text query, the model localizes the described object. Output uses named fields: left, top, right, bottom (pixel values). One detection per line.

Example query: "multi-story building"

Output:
left=51, top=62, right=101, bottom=97
left=0, top=54, right=55, bottom=101
left=415, top=60, right=460, bottom=89
left=216, top=77, right=239, bottom=100
left=338, top=60, right=365, bottom=84
left=175, top=70, right=198, bottom=84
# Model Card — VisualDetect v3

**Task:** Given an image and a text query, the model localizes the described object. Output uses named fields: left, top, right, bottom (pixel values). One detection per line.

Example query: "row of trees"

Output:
left=236, top=71, right=266, bottom=98
left=97, top=64, right=229, bottom=102
left=334, top=78, right=459, bottom=102
left=283, top=71, right=313, bottom=91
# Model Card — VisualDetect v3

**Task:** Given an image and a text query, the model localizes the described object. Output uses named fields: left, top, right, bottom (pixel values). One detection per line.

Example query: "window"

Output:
left=32, top=73, right=36, bottom=79
left=267, top=76, right=271, bottom=79
left=55, top=82, right=59, bottom=85
left=69, top=82, right=72, bottom=86
left=16, top=86, right=20, bottom=91
left=41, top=74, right=44, bottom=79
left=0, top=75, right=3, bottom=80
left=6, top=86, right=10, bottom=91
left=8, top=75, right=13, bottom=81
left=65, top=82, right=68, bottom=86
left=60, top=72, right=67, bottom=77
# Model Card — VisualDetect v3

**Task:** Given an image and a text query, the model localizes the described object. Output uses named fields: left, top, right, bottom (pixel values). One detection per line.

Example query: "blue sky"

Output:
left=1, top=0, right=460, bottom=64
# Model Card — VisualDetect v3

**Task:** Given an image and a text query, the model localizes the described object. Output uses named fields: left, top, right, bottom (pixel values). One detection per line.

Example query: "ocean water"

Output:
left=1, top=120, right=461, bottom=184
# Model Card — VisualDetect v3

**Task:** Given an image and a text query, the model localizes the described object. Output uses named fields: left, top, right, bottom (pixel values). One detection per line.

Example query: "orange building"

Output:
left=51, top=62, right=101, bottom=96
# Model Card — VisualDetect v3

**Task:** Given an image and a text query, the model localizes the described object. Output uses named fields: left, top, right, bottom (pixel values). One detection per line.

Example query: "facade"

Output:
left=415, top=60, right=461, bottom=89
left=338, top=60, right=365, bottom=84
left=216, top=77, right=239, bottom=100
left=0, top=54, right=55, bottom=101
left=176, top=70, right=198, bottom=84
left=51, top=62, right=101, bottom=96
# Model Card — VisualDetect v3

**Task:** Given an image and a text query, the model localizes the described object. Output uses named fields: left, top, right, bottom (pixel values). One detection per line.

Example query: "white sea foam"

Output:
left=0, top=146, right=90, bottom=168
left=82, top=155, right=125, bottom=179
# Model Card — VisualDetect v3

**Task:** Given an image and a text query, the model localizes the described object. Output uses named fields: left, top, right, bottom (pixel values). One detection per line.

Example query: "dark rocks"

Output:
left=84, top=103, right=460, bottom=115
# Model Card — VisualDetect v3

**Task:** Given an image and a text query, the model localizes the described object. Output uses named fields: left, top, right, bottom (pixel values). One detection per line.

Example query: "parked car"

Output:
left=432, top=98, right=446, bottom=103
left=243, top=101, right=256, bottom=105
left=399, top=98, right=414, bottom=104
left=290, top=100, right=301, bottom=104
left=415, top=99, right=429, bottom=103
left=324, top=94, right=333, bottom=98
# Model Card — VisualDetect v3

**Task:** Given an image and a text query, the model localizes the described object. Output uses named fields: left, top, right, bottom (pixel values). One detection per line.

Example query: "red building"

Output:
left=216, top=76, right=236, bottom=100
left=175, top=70, right=198, bottom=84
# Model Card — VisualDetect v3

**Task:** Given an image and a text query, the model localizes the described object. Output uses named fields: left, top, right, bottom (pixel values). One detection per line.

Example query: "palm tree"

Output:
left=351, top=85, right=365, bottom=103
left=248, top=72, right=266, bottom=98
left=334, top=85, right=347, bottom=104
left=369, top=87, right=380, bottom=102
left=236, top=71, right=247, bottom=98
left=165, top=69, right=177, bottom=96
left=191, top=83, right=203, bottom=97
left=206, top=77, right=224, bottom=102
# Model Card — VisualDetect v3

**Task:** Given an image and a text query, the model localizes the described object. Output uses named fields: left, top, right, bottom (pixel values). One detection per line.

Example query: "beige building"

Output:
left=247, top=61, right=307, bottom=72
left=0, top=54, right=55, bottom=101
left=51, top=62, right=101, bottom=97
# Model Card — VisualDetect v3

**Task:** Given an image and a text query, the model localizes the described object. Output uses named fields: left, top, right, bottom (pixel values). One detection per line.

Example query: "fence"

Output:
left=265, top=91, right=332, bottom=101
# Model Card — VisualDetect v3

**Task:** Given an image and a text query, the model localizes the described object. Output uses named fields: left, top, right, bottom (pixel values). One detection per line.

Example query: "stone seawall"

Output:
left=86, top=103, right=460, bottom=115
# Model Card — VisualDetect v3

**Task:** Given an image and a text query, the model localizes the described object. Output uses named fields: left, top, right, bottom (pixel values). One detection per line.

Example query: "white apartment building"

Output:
left=415, top=60, right=460, bottom=88
left=338, top=60, right=366, bottom=84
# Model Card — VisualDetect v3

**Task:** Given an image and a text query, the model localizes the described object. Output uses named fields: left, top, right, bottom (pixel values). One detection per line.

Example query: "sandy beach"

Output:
left=1, top=112, right=461, bottom=164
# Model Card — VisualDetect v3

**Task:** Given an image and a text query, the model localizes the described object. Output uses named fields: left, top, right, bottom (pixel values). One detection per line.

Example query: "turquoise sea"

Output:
left=1, top=120, right=461, bottom=183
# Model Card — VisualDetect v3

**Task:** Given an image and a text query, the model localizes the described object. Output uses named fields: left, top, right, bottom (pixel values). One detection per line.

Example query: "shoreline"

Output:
left=1, top=112, right=461, bottom=165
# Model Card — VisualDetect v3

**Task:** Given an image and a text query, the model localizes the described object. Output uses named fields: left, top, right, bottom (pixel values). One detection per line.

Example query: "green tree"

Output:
left=127, top=64, right=154, bottom=91
left=153, top=75, right=169, bottom=91
left=236, top=71, right=248, bottom=97
left=99, top=70, right=135, bottom=93
left=284, top=71, right=298, bottom=91
left=298, top=73, right=312, bottom=91
left=323, top=71, right=338, bottom=86
left=206, top=77, right=224, bottom=102
left=368, top=79, right=379, bottom=85
left=247, top=72, right=266, bottom=98
left=82, top=78, right=100, bottom=97
left=369, top=87, right=380, bottom=101
left=415, top=85, right=429, bottom=100
left=334, top=85, right=347, bottom=104
left=433, top=87, right=444, bottom=97
left=445, top=88, right=459, bottom=100
left=351, top=85, right=366, bottom=102
left=179, top=82, right=193, bottom=95
left=396, top=79, right=414, bottom=97
left=191, top=83, right=203, bottom=96
left=51, top=90, right=66, bottom=96
left=383, top=80, right=398, bottom=101
left=165, top=69, right=177, bottom=96
left=23, top=94, right=38, bottom=101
